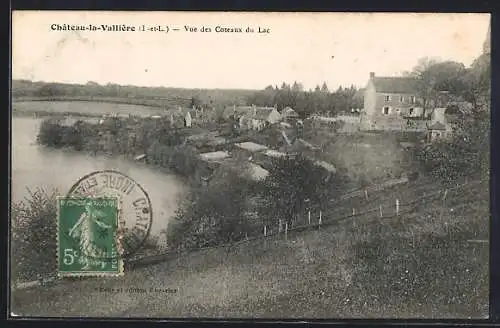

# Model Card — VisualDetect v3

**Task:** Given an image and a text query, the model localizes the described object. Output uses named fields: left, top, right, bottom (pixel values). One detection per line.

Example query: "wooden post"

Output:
left=439, top=189, right=448, bottom=221
left=318, top=215, right=322, bottom=229
left=364, top=189, right=368, bottom=200
left=264, top=225, right=267, bottom=248
left=285, top=222, right=288, bottom=240
left=319, top=210, right=322, bottom=222
left=279, top=219, right=282, bottom=233
left=308, top=211, right=311, bottom=225
left=352, top=208, right=356, bottom=216
left=379, top=204, right=383, bottom=218
left=396, top=199, right=400, bottom=216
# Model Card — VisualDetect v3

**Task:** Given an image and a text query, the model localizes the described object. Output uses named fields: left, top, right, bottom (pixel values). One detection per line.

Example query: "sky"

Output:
left=12, top=11, right=490, bottom=91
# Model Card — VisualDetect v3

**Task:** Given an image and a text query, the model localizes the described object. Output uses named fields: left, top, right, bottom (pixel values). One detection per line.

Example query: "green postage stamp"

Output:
left=57, top=197, right=124, bottom=277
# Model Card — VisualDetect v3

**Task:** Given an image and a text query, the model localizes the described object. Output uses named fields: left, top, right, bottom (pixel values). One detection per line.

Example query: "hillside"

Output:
left=12, top=80, right=258, bottom=109
left=12, top=178, right=488, bottom=318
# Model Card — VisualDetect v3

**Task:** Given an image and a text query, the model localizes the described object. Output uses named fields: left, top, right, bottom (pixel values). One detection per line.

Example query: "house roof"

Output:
left=427, top=121, right=446, bottom=130
left=371, top=76, right=419, bottom=94
left=253, top=107, right=277, bottom=120
left=282, top=107, right=299, bottom=118
left=246, top=163, right=270, bottom=181
left=235, top=142, right=269, bottom=152
left=199, top=151, right=231, bottom=161
left=263, top=149, right=288, bottom=158
left=313, top=160, right=337, bottom=173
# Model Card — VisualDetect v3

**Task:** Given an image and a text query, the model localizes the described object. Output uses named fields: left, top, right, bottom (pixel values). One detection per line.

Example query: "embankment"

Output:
left=11, top=178, right=489, bottom=318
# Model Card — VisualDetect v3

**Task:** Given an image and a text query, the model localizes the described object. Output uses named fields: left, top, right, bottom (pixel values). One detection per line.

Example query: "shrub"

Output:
left=37, top=119, right=64, bottom=147
left=11, top=188, right=58, bottom=283
left=167, top=168, right=256, bottom=251
left=416, top=113, right=489, bottom=184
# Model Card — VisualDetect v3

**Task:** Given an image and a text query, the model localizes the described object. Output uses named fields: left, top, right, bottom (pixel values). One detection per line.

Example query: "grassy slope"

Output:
left=11, top=178, right=489, bottom=319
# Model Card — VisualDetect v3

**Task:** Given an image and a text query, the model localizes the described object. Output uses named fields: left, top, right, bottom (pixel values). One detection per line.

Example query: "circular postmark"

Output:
left=66, top=170, right=153, bottom=259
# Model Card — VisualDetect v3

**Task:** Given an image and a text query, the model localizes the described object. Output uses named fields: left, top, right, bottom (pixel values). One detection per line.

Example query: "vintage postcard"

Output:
left=10, top=11, right=490, bottom=319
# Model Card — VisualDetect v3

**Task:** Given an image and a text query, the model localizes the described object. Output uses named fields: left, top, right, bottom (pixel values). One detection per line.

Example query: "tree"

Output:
left=321, top=82, right=329, bottom=93
left=260, top=155, right=330, bottom=225
left=167, top=167, right=255, bottom=250
left=407, top=57, right=469, bottom=116
left=460, top=53, right=491, bottom=112
left=415, top=53, right=490, bottom=183
left=406, top=57, right=442, bottom=117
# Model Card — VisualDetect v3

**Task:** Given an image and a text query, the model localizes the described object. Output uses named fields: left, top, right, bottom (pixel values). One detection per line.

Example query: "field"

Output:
left=12, top=100, right=165, bottom=118
left=11, top=178, right=489, bottom=319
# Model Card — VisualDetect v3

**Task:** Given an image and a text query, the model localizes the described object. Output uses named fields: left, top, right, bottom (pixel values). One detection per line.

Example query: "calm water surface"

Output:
left=12, top=116, right=186, bottom=236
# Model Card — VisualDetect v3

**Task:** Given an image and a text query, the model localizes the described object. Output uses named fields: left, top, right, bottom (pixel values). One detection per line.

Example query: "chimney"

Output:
left=370, top=72, right=375, bottom=79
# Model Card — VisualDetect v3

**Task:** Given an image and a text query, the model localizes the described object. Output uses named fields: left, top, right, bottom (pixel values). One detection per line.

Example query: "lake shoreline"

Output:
left=12, top=116, right=188, bottom=233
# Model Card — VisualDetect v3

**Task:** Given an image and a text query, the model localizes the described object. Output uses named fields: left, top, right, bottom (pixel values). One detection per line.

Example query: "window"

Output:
left=383, top=107, right=390, bottom=115
left=409, top=108, right=414, bottom=115
left=400, top=96, right=405, bottom=102
left=384, top=95, right=391, bottom=102
left=409, top=96, right=416, bottom=104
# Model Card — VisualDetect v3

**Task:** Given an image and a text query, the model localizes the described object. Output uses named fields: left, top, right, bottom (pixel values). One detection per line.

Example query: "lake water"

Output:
left=12, top=116, right=187, bottom=237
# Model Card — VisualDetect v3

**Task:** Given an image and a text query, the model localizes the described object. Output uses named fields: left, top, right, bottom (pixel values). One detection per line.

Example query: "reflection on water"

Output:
left=12, top=116, right=186, bottom=236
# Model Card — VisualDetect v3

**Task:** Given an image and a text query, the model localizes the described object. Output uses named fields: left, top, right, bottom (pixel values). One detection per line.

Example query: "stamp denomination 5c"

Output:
left=57, top=197, right=124, bottom=277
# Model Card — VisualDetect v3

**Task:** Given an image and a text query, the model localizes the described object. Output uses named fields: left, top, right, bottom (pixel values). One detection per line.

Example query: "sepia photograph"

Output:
left=10, top=11, right=490, bottom=319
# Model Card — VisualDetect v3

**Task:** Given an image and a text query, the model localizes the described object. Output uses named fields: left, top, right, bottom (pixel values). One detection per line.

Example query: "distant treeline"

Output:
left=12, top=80, right=363, bottom=118
left=12, top=80, right=257, bottom=109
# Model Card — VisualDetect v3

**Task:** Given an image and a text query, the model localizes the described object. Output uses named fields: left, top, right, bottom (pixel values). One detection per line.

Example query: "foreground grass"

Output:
left=11, top=180, right=488, bottom=319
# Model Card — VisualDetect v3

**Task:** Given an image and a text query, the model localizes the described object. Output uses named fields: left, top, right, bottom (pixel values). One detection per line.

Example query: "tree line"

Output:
left=245, top=82, right=364, bottom=118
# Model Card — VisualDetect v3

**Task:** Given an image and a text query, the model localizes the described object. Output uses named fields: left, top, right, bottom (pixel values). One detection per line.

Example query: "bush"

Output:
left=416, top=114, right=489, bottom=184
left=167, top=168, right=257, bottom=251
left=37, top=119, right=64, bottom=147
left=11, top=188, right=58, bottom=282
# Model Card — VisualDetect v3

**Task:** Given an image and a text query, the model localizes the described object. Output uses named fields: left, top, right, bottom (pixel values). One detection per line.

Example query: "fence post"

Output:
left=439, top=189, right=449, bottom=221
left=379, top=204, right=383, bottom=218
left=279, top=219, right=282, bottom=234
left=396, top=199, right=400, bottom=216
left=318, top=214, right=322, bottom=230
left=308, top=211, right=311, bottom=225
left=285, top=222, right=288, bottom=240
left=365, top=189, right=368, bottom=200
left=264, top=225, right=267, bottom=248
left=352, top=208, right=356, bottom=216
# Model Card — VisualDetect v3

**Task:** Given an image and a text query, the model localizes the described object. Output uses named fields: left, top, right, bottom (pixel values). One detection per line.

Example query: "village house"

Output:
left=281, top=106, right=300, bottom=122
left=239, top=105, right=282, bottom=131
left=360, top=72, right=426, bottom=131
left=426, top=121, right=449, bottom=142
